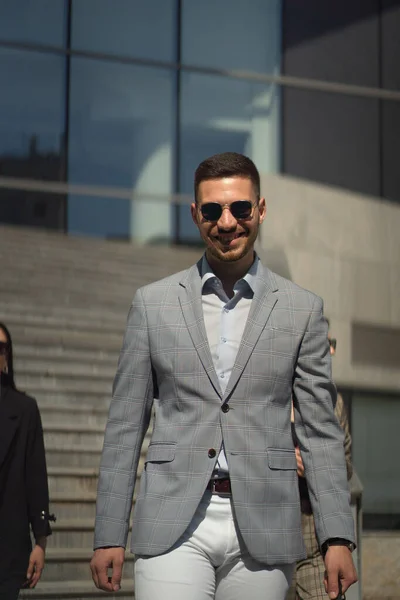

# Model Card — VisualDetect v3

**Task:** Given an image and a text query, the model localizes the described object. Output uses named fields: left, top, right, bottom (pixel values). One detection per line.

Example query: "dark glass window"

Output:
left=68, top=58, right=175, bottom=241
left=71, top=0, right=177, bottom=62
left=0, top=48, right=66, bottom=229
left=181, top=0, right=281, bottom=74
left=0, top=0, right=66, bottom=47
left=352, top=392, right=400, bottom=526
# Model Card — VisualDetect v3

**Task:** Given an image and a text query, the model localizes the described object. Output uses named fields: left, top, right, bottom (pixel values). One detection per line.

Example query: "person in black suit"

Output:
left=0, top=322, right=53, bottom=599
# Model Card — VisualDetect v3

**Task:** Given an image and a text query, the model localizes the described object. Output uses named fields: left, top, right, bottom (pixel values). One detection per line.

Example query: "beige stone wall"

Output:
left=256, top=174, right=400, bottom=392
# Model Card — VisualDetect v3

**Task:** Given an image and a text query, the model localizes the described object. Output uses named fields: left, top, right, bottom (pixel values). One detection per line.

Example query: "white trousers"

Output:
left=134, top=491, right=294, bottom=600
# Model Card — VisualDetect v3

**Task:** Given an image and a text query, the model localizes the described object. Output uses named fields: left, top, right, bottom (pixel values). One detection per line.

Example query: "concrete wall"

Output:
left=256, top=174, right=400, bottom=393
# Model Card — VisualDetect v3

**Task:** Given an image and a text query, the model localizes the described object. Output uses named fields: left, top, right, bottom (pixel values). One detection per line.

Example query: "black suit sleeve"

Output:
left=26, top=399, right=52, bottom=540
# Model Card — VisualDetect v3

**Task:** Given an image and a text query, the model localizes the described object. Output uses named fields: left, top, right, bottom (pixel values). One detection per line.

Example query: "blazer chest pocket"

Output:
left=145, top=442, right=176, bottom=464
left=267, top=448, right=297, bottom=470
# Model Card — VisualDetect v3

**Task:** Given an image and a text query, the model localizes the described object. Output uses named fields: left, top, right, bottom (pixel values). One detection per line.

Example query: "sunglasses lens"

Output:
left=201, top=203, right=222, bottom=221
left=200, top=200, right=253, bottom=221
left=231, top=201, right=253, bottom=219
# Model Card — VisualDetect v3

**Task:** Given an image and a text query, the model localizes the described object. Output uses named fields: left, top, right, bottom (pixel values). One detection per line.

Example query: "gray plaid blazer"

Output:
left=94, top=258, right=355, bottom=564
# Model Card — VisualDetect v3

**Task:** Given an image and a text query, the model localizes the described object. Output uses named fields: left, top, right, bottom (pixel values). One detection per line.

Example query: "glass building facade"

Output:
left=1, top=0, right=399, bottom=243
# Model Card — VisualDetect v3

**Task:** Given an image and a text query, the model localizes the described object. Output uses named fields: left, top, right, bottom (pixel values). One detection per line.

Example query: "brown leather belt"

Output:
left=206, top=478, right=232, bottom=495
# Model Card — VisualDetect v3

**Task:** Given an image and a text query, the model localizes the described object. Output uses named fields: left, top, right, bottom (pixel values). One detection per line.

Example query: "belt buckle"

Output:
left=213, top=479, right=231, bottom=497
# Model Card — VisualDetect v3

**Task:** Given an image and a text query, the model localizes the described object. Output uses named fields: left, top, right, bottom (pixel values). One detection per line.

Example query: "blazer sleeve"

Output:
left=26, top=398, right=52, bottom=540
left=292, top=296, right=355, bottom=547
left=335, top=393, right=353, bottom=481
left=94, top=288, right=155, bottom=549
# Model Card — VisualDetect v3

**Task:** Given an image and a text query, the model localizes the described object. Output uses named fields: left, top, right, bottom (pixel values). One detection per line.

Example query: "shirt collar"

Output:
left=201, top=253, right=260, bottom=294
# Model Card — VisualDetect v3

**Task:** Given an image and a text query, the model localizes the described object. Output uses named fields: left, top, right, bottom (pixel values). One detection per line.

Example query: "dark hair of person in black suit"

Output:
left=0, top=321, right=17, bottom=390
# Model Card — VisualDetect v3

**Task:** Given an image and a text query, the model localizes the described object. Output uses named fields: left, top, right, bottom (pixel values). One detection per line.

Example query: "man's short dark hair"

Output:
left=194, top=152, right=260, bottom=202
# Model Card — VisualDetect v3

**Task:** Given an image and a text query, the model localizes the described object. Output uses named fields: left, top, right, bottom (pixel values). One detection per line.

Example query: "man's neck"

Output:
left=206, top=250, right=255, bottom=297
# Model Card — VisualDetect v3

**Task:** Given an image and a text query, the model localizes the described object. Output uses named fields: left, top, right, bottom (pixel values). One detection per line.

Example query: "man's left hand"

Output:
left=324, top=545, right=358, bottom=598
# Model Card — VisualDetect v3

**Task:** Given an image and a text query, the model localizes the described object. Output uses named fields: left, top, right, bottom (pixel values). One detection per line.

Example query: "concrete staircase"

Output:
left=0, top=225, right=200, bottom=599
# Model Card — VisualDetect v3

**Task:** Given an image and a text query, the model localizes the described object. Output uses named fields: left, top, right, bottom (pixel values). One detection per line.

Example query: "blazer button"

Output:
left=208, top=448, right=216, bottom=458
left=221, top=404, right=230, bottom=413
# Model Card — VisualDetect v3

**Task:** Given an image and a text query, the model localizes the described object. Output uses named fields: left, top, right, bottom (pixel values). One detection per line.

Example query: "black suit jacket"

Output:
left=0, top=377, right=51, bottom=583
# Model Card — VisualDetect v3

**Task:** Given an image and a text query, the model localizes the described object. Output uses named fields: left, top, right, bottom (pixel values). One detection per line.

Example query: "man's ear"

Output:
left=258, top=197, right=267, bottom=224
left=191, top=202, right=199, bottom=227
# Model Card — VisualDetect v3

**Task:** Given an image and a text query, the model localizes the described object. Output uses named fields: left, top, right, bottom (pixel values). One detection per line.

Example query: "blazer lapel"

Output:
left=178, top=262, right=222, bottom=398
left=223, top=266, right=278, bottom=400
left=0, top=386, right=20, bottom=470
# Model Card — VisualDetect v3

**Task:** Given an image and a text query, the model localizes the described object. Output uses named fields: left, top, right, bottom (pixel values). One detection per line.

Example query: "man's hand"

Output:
left=295, top=446, right=305, bottom=477
left=324, top=546, right=358, bottom=598
left=90, top=547, right=125, bottom=592
left=25, top=541, right=46, bottom=588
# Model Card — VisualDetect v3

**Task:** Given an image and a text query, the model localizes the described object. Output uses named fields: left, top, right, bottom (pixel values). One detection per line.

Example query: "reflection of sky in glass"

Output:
left=0, top=0, right=66, bottom=46
left=182, top=0, right=281, bottom=74
left=67, top=58, right=174, bottom=238
left=0, top=49, right=65, bottom=157
left=71, top=0, right=176, bottom=62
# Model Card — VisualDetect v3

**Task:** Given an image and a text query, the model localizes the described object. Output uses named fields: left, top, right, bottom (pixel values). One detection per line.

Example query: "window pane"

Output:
left=181, top=0, right=281, bottom=74
left=0, top=0, right=66, bottom=46
left=178, top=72, right=280, bottom=242
left=71, top=0, right=177, bottom=62
left=0, top=48, right=66, bottom=229
left=68, top=59, right=175, bottom=241
left=352, top=393, right=400, bottom=518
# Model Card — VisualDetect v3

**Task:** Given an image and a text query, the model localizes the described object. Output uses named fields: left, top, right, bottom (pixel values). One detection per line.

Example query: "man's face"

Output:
left=191, top=177, right=266, bottom=263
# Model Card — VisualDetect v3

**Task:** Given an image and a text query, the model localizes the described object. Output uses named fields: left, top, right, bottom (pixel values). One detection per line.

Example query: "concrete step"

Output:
left=20, top=577, right=134, bottom=598
left=10, top=325, right=124, bottom=352
left=49, top=519, right=96, bottom=549
left=49, top=493, right=97, bottom=521
left=19, top=375, right=113, bottom=395
left=3, top=297, right=124, bottom=319
left=40, top=404, right=108, bottom=427
left=0, top=223, right=199, bottom=263
left=38, top=548, right=134, bottom=584
left=0, top=286, right=131, bottom=310
left=30, top=390, right=112, bottom=411
left=44, top=428, right=151, bottom=468
left=45, top=445, right=102, bottom=469
left=1, top=309, right=126, bottom=336
left=48, top=467, right=99, bottom=496
left=16, top=360, right=117, bottom=381
left=44, top=424, right=106, bottom=450
left=14, top=344, right=119, bottom=366
left=48, top=520, right=131, bottom=550
left=0, top=226, right=198, bottom=264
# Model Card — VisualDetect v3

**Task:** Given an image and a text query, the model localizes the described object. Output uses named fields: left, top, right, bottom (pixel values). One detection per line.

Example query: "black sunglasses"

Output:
left=329, top=338, right=337, bottom=351
left=200, top=200, right=256, bottom=222
left=0, top=341, right=9, bottom=356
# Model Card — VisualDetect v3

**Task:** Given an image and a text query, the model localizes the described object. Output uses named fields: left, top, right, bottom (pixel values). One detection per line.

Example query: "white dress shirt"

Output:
left=201, top=254, right=258, bottom=476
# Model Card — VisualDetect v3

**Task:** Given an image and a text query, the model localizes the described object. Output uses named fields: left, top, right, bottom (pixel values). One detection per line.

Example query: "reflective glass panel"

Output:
left=0, top=0, right=66, bottom=46
left=181, top=0, right=281, bottom=74
left=68, top=58, right=175, bottom=241
left=0, top=48, right=66, bottom=229
left=72, top=0, right=177, bottom=62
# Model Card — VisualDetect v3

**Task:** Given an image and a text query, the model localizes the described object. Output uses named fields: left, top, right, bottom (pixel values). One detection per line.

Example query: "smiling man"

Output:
left=91, top=152, right=357, bottom=600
